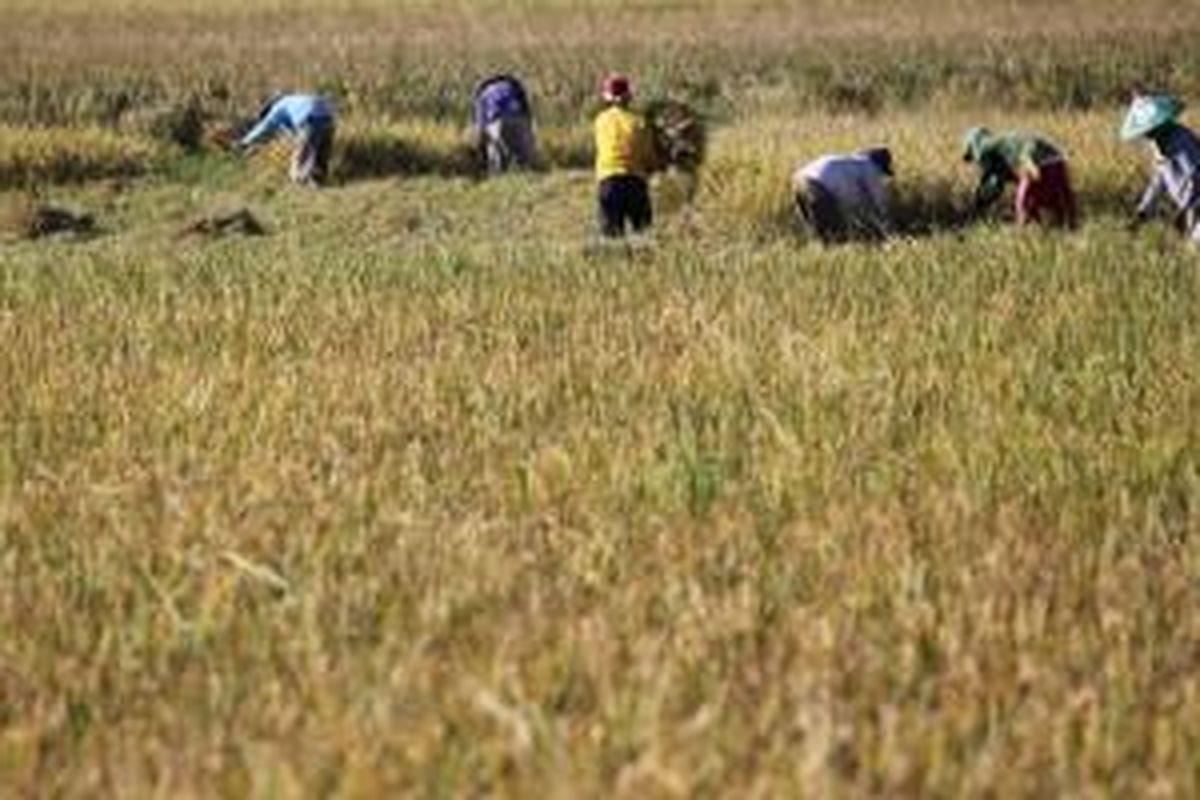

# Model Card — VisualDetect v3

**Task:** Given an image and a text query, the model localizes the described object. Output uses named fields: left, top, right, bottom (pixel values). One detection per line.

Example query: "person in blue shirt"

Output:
left=1122, top=94, right=1200, bottom=245
left=472, top=75, right=537, bottom=174
left=238, top=94, right=336, bottom=187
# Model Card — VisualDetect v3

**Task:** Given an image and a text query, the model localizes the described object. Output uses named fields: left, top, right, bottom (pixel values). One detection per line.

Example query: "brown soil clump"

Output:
left=180, top=208, right=267, bottom=239
left=0, top=195, right=96, bottom=240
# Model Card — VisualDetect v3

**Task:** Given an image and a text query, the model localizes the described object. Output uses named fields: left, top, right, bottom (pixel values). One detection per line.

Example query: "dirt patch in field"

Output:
left=0, top=195, right=97, bottom=241
left=336, top=131, right=479, bottom=182
left=180, top=208, right=267, bottom=239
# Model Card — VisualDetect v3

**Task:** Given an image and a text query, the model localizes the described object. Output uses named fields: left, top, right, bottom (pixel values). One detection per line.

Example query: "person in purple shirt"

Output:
left=238, top=93, right=336, bottom=187
left=472, top=75, right=537, bottom=174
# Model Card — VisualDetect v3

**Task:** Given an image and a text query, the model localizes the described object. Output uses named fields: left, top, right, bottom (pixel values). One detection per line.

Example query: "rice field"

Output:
left=3, top=1, right=1200, bottom=797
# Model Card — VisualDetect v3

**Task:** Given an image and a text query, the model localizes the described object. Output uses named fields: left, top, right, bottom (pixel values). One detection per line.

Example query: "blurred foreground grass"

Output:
left=3, top=101, right=1200, bottom=794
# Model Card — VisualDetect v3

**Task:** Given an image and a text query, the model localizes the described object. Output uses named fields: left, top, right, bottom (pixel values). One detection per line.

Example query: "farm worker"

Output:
left=238, top=94, right=336, bottom=187
left=473, top=74, right=537, bottom=173
left=1121, top=94, right=1200, bottom=245
left=594, top=74, right=657, bottom=238
left=792, top=147, right=894, bottom=243
left=962, top=127, right=1078, bottom=228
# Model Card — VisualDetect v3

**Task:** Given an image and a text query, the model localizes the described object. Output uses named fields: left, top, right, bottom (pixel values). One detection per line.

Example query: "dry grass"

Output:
left=0, top=126, right=160, bottom=188
left=4, top=104, right=1200, bottom=795
left=2, top=2, right=1200, bottom=797
left=2, top=0, right=1199, bottom=128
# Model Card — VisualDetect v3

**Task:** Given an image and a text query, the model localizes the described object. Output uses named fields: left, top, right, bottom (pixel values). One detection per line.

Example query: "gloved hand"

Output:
left=204, top=125, right=241, bottom=153
left=1127, top=212, right=1147, bottom=233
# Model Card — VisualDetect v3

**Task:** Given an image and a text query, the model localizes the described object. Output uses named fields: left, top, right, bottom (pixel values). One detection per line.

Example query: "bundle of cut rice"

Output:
left=644, top=99, right=707, bottom=175
left=0, top=195, right=95, bottom=240
left=204, top=115, right=255, bottom=152
left=180, top=208, right=267, bottom=239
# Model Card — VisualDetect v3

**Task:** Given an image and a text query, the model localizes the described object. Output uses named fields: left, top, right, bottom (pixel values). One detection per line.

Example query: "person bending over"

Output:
left=473, top=74, right=537, bottom=174
left=1122, top=94, right=1200, bottom=246
left=793, top=147, right=894, bottom=244
left=238, top=93, right=336, bottom=187
left=962, top=127, right=1077, bottom=229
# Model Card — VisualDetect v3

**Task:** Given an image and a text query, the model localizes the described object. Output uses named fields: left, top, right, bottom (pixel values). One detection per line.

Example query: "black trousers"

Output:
left=292, top=120, right=335, bottom=186
left=598, top=175, right=652, bottom=237
left=795, top=178, right=848, bottom=243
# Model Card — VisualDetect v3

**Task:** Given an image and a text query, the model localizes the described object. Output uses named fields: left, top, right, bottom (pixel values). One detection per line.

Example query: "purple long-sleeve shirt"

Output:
left=473, top=76, right=531, bottom=128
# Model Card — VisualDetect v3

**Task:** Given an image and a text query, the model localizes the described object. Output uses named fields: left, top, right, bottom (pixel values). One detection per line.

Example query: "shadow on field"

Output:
left=797, top=177, right=1143, bottom=242
left=335, top=132, right=478, bottom=181
left=774, top=177, right=974, bottom=244
left=890, top=178, right=973, bottom=236
left=333, top=129, right=592, bottom=184
left=892, top=179, right=1141, bottom=234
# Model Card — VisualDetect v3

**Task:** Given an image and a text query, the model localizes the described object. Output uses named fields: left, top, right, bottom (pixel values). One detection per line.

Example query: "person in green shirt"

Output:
left=962, top=127, right=1078, bottom=229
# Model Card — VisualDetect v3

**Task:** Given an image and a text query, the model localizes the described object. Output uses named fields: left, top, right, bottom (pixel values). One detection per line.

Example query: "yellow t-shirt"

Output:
left=594, top=106, right=654, bottom=181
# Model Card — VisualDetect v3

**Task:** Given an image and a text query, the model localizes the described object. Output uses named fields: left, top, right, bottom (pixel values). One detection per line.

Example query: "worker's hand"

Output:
left=204, top=124, right=243, bottom=153
left=1127, top=212, right=1147, bottom=233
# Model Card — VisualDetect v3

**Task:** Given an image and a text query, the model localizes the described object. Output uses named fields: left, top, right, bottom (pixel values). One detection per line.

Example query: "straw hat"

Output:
left=1121, top=94, right=1185, bottom=141
left=962, top=127, right=992, bottom=162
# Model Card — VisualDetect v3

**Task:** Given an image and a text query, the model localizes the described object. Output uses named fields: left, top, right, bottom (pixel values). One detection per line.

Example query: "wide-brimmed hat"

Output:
left=962, top=126, right=992, bottom=162
left=1121, top=94, right=1185, bottom=141
left=602, top=74, right=633, bottom=103
left=861, top=147, right=893, bottom=176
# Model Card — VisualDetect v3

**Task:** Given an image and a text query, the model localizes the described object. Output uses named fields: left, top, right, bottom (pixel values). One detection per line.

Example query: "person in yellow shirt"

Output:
left=594, top=74, right=656, bottom=237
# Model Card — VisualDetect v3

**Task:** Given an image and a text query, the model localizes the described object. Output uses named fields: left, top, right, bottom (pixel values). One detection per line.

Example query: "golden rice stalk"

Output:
left=0, top=126, right=160, bottom=188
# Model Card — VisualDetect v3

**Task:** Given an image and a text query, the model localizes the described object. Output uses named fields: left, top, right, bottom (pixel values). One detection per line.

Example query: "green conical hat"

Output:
left=1121, top=95, right=1185, bottom=141
left=961, top=126, right=992, bottom=162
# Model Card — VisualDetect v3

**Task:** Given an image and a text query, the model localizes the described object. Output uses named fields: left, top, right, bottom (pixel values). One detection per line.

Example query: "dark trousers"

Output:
left=795, top=178, right=849, bottom=244
left=292, top=119, right=335, bottom=186
left=482, top=115, right=537, bottom=173
left=1015, top=160, right=1078, bottom=229
left=598, top=175, right=652, bottom=237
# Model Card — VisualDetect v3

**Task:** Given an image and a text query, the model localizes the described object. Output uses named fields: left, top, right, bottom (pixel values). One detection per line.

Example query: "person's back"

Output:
left=241, top=95, right=334, bottom=145
left=799, top=154, right=887, bottom=208
left=474, top=77, right=531, bottom=127
left=794, top=149, right=892, bottom=242
left=975, top=132, right=1060, bottom=181
left=963, top=127, right=1075, bottom=227
left=238, top=93, right=337, bottom=186
left=1146, top=123, right=1200, bottom=211
left=275, top=95, right=334, bottom=128
left=593, top=75, right=654, bottom=237
left=473, top=75, right=536, bottom=173
left=595, top=105, right=653, bottom=181
left=1123, top=95, right=1200, bottom=246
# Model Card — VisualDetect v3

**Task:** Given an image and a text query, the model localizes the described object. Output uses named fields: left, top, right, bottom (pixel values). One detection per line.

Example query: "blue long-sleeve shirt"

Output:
left=473, top=76, right=531, bottom=128
left=1138, top=123, right=1200, bottom=216
left=239, top=95, right=335, bottom=147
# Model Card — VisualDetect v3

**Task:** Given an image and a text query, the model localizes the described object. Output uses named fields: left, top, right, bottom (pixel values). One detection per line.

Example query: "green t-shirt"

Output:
left=971, top=133, right=1063, bottom=209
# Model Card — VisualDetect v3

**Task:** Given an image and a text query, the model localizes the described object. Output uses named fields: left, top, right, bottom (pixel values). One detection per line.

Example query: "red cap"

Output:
left=602, top=74, right=632, bottom=102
